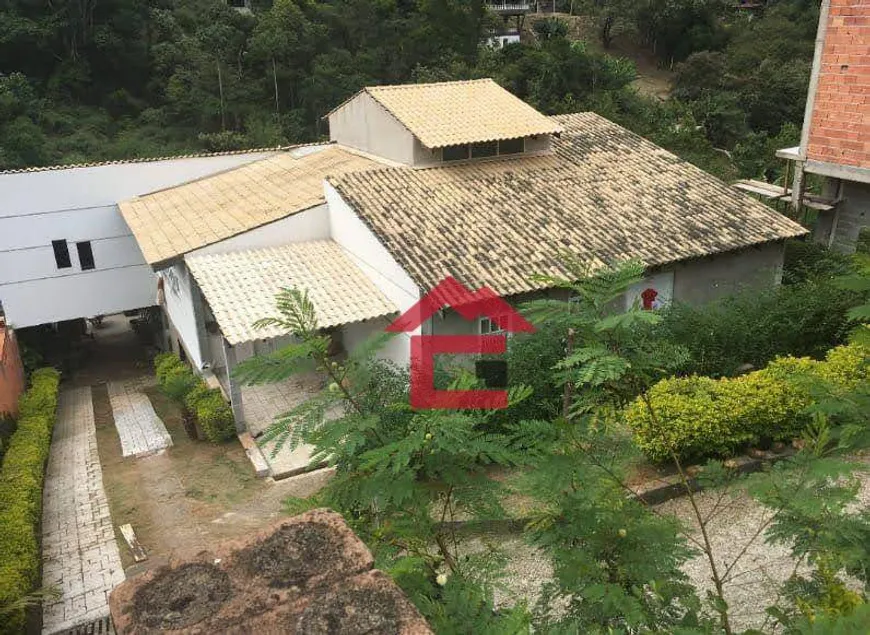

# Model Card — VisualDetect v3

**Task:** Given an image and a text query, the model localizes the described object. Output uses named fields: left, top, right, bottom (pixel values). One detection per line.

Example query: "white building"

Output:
left=0, top=150, right=284, bottom=328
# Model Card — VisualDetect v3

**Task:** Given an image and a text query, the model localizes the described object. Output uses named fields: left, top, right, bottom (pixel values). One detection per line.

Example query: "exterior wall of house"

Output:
left=0, top=151, right=278, bottom=328
left=427, top=244, right=783, bottom=340
left=805, top=0, right=870, bottom=171
left=525, top=135, right=552, bottom=153
left=814, top=179, right=870, bottom=251
left=160, top=262, right=207, bottom=369
left=191, top=205, right=330, bottom=257
left=325, top=183, right=421, bottom=364
left=0, top=324, right=25, bottom=418
left=671, top=241, right=785, bottom=306
left=328, top=92, right=418, bottom=165
left=413, top=139, right=442, bottom=167
left=343, top=317, right=409, bottom=367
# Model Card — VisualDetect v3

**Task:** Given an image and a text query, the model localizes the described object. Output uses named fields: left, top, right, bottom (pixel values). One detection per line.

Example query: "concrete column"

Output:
left=222, top=339, right=246, bottom=433
left=190, top=279, right=211, bottom=371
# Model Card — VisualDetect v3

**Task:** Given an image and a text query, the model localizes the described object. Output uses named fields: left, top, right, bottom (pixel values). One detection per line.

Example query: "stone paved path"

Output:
left=107, top=379, right=172, bottom=457
left=240, top=374, right=323, bottom=477
left=42, top=387, right=125, bottom=634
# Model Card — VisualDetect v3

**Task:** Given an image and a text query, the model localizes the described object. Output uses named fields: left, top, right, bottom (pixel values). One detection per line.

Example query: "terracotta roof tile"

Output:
left=330, top=112, right=807, bottom=296
left=119, top=146, right=381, bottom=265
left=185, top=241, right=398, bottom=344
left=334, top=79, right=562, bottom=148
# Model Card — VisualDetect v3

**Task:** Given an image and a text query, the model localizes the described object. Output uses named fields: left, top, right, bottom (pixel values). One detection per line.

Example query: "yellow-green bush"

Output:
left=154, top=352, right=198, bottom=401
left=627, top=343, right=868, bottom=463
left=818, top=343, right=869, bottom=390
left=0, top=368, right=60, bottom=633
left=188, top=387, right=235, bottom=443
left=153, top=353, right=234, bottom=443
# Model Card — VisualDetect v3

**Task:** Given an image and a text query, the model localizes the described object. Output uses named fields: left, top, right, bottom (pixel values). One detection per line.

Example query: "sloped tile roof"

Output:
left=331, top=79, right=562, bottom=148
left=185, top=241, right=398, bottom=344
left=119, top=145, right=380, bottom=265
left=329, top=112, right=808, bottom=297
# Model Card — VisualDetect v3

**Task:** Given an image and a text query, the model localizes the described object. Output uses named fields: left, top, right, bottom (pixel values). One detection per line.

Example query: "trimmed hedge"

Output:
left=0, top=368, right=60, bottom=633
left=627, top=343, right=869, bottom=463
left=154, top=353, right=235, bottom=443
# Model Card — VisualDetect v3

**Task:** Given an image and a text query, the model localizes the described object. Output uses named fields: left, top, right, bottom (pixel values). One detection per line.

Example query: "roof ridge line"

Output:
left=0, top=141, right=327, bottom=175
left=120, top=143, right=334, bottom=203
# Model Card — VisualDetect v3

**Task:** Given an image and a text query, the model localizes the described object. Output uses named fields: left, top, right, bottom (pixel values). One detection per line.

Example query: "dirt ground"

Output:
left=95, top=385, right=332, bottom=573
left=78, top=315, right=331, bottom=575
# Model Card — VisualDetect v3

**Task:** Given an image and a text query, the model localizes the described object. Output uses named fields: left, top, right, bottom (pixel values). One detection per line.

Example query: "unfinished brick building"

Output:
left=779, top=0, right=870, bottom=252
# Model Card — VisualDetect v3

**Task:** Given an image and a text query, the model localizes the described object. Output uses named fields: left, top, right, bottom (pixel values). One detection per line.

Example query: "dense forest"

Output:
left=0, top=0, right=820, bottom=179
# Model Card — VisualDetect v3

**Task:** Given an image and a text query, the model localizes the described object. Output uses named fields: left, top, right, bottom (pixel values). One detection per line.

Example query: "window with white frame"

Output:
left=478, top=316, right=504, bottom=335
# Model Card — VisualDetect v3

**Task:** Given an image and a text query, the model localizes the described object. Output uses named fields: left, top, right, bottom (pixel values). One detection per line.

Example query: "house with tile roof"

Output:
left=1, top=77, right=807, bottom=477
left=109, top=79, right=806, bottom=477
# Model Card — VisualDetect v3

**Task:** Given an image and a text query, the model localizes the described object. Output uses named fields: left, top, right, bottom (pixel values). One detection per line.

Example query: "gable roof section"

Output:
left=330, top=79, right=562, bottom=149
left=329, top=112, right=807, bottom=297
left=119, top=145, right=380, bottom=265
left=186, top=241, right=397, bottom=345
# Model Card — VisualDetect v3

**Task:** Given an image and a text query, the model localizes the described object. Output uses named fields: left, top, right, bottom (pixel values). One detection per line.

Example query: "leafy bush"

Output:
left=153, top=353, right=235, bottom=442
left=500, top=325, right=565, bottom=425
left=154, top=352, right=198, bottom=400
left=627, top=343, right=868, bottom=463
left=0, top=368, right=60, bottom=633
left=657, top=280, right=859, bottom=378
left=186, top=386, right=235, bottom=443
left=783, top=240, right=857, bottom=285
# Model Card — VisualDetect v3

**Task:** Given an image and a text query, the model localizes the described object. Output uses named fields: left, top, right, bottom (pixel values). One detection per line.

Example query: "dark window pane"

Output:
left=52, top=240, right=71, bottom=269
left=442, top=145, right=470, bottom=162
left=471, top=141, right=498, bottom=158
left=499, top=137, right=525, bottom=155
left=475, top=360, right=508, bottom=389
left=77, top=241, right=95, bottom=270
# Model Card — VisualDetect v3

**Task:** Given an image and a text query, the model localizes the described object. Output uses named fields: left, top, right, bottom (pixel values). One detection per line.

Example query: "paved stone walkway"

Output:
left=42, top=387, right=125, bottom=635
left=107, top=379, right=172, bottom=457
left=241, top=374, right=323, bottom=478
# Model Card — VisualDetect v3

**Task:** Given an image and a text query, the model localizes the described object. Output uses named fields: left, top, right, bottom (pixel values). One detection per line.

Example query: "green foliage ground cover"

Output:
left=154, top=352, right=234, bottom=442
left=0, top=368, right=60, bottom=634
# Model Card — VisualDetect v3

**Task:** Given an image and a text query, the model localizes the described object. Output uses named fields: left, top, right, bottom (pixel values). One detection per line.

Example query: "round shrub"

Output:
left=154, top=353, right=198, bottom=401
left=627, top=375, right=757, bottom=463
left=819, top=342, right=869, bottom=390
left=190, top=389, right=235, bottom=443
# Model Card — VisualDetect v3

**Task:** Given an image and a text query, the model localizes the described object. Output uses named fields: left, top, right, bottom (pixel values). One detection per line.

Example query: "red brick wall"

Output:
left=806, top=1, right=870, bottom=169
left=0, top=325, right=26, bottom=418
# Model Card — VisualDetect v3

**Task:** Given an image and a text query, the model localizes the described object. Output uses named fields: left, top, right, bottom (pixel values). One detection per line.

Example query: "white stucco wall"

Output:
left=0, top=151, right=278, bottom=328
left=191, top=205, right=330, bottom=257
left=160, top=262, right=205, bottom=369
left=328, top=92, right=418, bottom=165
left=326, top=183, right=420, bottom=364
